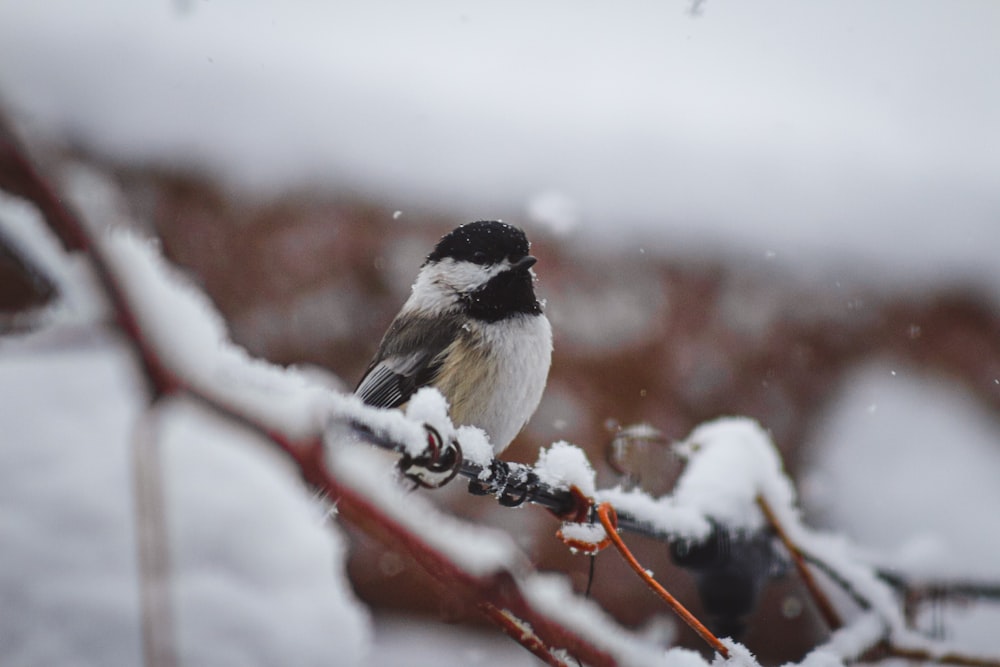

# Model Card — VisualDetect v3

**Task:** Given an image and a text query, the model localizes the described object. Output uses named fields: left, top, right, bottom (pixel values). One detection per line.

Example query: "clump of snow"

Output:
left=455, top=425, right=494, bottom=469
left=715, top=639, right=759, bottom=667
left=672, top=417, right=797, bottom=531
left=404, top=386, right=452, bottom=430
left=534, top=441, right=596, bottom=497
left=399, top=387, right=475, bottom=486
left=557, top=521, right=608, bottom=551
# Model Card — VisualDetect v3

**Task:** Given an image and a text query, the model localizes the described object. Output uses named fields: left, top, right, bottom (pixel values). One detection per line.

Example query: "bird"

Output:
left=355, top=220, right=552, bottom=454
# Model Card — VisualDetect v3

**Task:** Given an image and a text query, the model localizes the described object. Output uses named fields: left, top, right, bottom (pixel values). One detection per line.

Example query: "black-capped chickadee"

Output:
left=355, top=220, right=552, bottom=454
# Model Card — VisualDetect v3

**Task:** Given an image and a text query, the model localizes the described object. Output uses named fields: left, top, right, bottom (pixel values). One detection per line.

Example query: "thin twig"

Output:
left=596, top=503, right=729, bottom=657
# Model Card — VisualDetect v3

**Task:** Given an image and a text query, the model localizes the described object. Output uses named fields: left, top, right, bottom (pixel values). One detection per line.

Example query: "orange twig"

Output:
left=596, top=502, right=729, bottom=657
left=555, top=489, right=612, bottom=555
left=756, top=495, right=842, bottom=631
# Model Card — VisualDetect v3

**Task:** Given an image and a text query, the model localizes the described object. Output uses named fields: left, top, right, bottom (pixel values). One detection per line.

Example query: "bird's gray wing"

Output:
left=354, top=314, right=461, bottom=409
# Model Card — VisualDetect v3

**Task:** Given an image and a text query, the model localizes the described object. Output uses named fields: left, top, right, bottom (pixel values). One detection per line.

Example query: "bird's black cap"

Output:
left=425, top=220, right=531, bottom=266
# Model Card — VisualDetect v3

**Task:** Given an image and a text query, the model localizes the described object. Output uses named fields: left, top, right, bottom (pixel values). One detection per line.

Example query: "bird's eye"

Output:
left=471, top=250, right=489, bottom=264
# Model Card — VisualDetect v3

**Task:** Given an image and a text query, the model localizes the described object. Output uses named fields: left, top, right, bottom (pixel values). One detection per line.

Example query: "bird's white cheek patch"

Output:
left=403, top=259, right=510, bottom=314
left=434, top=258, right=509, bottom=293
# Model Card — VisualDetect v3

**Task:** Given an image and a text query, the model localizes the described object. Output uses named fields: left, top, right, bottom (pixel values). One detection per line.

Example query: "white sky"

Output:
left=1, top=0, right=998, bottom=287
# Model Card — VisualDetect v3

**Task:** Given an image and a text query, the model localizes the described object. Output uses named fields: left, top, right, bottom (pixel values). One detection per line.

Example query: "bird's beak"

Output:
left=511, top=255, right=537, bottom=271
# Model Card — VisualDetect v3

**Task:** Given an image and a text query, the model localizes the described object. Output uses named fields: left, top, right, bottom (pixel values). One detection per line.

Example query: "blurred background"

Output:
left=2, top=1, right=1000, bottom=663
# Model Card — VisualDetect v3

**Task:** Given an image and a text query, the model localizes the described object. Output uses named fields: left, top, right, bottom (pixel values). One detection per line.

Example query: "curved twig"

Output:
left=596, top=503, right=729, bottom=657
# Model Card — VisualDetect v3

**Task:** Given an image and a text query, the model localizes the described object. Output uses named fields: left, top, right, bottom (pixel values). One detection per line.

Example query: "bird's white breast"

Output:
left=435, top=313, right=552, bottom=453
